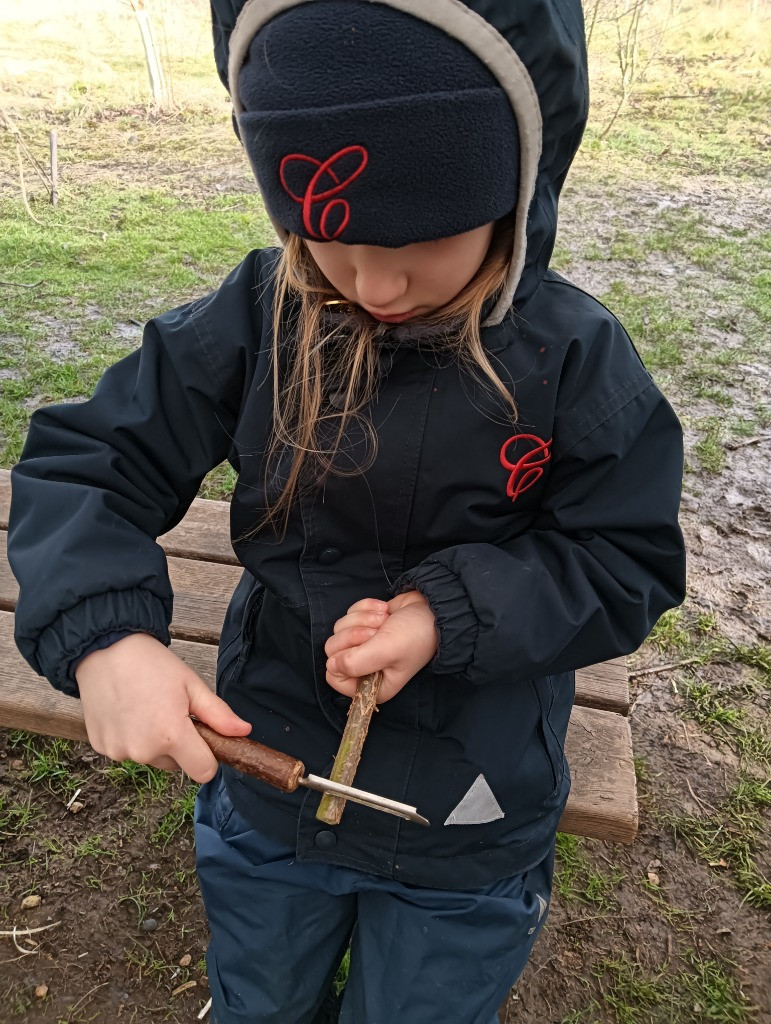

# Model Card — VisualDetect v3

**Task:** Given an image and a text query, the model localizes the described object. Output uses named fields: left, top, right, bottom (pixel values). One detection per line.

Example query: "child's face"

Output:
left=305, top=222, right=496, bottom=324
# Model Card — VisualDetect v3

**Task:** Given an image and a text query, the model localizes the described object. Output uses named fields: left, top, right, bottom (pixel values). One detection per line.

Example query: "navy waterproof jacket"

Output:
left=9, top=0, right=685, bottom=888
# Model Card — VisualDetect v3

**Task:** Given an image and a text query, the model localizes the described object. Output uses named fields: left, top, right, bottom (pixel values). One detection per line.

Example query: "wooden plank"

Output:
left=0, top=612, right=636, bottom=842
left=0, top=469, right=236, bottom=565
left=573, top=659, right=629, bottom=715
left=0, top=531, right=240, bottom=645
left=0, top=610, right=217, bottom=740
left=559, top=705, right=637, bottom=843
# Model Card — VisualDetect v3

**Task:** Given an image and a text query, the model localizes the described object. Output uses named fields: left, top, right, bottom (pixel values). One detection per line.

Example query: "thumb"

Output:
left=186, top=677, right=252, bottom=736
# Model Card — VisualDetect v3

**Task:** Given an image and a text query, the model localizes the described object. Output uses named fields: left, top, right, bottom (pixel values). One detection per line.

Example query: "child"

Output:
left=8, top=1, right=686, bottom=1021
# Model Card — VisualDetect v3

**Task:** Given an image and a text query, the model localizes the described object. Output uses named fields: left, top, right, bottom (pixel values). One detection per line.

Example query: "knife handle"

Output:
left=192, top=720, right=305, bottom=793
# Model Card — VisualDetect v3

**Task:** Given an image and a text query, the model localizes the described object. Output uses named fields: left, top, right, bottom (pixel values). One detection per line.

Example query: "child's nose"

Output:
left=354, top=261, right=409, bottom=311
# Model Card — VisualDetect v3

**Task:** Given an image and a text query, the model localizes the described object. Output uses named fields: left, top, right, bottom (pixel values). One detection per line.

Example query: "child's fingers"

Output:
left=325, top=672, right=359, bottom=698
left=325, top=626, right=378, bottom=658
left=333, top=608, right=387, bottom=635
left=346, top=598, right=389, bottom=616
left=327, top=632, right=390, bottom=682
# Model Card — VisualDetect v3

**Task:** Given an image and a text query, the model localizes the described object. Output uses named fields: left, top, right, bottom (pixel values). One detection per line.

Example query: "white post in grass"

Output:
left=130, top=0, right=168, bottom=107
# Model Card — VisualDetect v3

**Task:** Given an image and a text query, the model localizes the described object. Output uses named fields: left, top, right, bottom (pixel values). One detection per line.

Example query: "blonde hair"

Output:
left=253, top=216, right=517, bottom=536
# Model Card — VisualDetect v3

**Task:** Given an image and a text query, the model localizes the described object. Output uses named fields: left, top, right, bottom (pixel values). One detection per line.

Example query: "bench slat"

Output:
left=0, top=470, right=235, bottom=565
left=0, top=611, right=637, bottom=843
left=0, top=531, right=241, bottom=645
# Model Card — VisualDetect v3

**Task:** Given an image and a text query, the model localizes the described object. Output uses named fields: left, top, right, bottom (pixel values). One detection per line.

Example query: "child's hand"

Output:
left=75, top=633, right=252, bottom=783
left=324, top=592, right=438, bottom=702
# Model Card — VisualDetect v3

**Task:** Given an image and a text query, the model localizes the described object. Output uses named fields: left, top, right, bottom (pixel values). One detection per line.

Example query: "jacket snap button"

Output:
left=314, top=830, right=337, bottom=850
left=318, top=547, right=341, bottom=566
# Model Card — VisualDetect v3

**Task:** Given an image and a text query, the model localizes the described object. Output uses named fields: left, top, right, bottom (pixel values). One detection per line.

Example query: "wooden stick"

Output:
left=316, top=671, right=382, bottom=825
left=49, top=129, right=58, bottom=206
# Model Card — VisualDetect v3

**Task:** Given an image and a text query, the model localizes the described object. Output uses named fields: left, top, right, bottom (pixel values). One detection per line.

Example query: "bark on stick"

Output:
left=316, top=671, right=382, bottom=825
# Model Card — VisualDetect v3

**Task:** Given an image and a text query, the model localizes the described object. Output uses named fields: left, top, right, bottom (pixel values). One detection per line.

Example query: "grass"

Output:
left=555, top=833, right=624, bottom=910
left=585, top=0, right=770, bottom=180
left=0, top=184, right=274, bottom=466
left=0, top=791, right=42, bottom=837
left=641, top=605, right=771, bottom=906
left=590, top=950, right=754, bottom=1024
left=669, top=775, right=771, bottom=910
left=152, top=783, right=197, bottom=847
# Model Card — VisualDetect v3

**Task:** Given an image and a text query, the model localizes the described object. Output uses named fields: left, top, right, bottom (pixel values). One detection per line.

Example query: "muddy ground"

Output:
left=1, top=131, right=770, bottom=1023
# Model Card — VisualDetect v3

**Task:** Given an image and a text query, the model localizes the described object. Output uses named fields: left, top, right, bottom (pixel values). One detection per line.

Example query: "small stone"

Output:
left=178, top=954, right=192, bottom=967
left=11, top=758, right=24, bottom=770
left=647, top=871, right=660, bottom=886
left=35, top=984, right=48, bottom=999
left=21, top=895, right=41, bottom=910
left=141, top=918, right=158, bottom=932
left=148, top=863, right=162, bottom=871
left=68, top=801, right=85, bottom=814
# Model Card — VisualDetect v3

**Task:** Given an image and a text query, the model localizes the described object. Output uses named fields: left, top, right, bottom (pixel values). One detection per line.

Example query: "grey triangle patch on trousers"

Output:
left=444, top=774, right=505, bottom=826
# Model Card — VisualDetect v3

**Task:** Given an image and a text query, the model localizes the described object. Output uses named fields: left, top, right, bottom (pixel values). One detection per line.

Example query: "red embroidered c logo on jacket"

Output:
left=279, top=145, right=369, bottom=240
left=499, top=434, right=552, bottom=502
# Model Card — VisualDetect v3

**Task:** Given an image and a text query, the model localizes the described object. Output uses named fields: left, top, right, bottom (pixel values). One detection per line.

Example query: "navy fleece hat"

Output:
left=234, top=1, right=520, bottom=247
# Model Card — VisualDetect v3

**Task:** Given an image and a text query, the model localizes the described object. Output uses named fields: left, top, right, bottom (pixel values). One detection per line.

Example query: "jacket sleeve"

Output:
left=8, top=253, right=265, bottom=697
left=394, top=372, right=686, bottom=686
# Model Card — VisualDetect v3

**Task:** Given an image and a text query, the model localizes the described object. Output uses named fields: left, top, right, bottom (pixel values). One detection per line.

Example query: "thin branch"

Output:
left=0, top=110, right=52, bottom=191
left=15, top=142, right=46, bottom=226
left=629, top=656, right=707, bottom=677
left=0, top=921, right=62, bottom=938
left=726, top=434, right=771, bottom=451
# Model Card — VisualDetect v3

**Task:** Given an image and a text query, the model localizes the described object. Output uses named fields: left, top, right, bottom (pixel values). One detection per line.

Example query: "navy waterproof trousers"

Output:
left=194, top=769, right=554, bottom=1024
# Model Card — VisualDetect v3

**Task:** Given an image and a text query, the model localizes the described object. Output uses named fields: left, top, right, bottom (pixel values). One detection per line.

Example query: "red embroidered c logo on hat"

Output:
left=499, top=434, right=552, bottom=502
left=279, top=145, right=369, bottom=240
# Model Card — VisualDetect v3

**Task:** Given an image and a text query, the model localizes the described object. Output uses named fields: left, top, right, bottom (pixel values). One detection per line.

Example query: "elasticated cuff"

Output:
left=32, top=588, right=173, bottom=698
left=67, top=630, right=139, bottom=688
left=393, top=560, right=479, bottom=676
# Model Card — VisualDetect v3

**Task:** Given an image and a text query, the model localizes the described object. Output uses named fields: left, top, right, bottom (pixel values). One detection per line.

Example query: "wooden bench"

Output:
left=0, top=467, right=638, bottom=843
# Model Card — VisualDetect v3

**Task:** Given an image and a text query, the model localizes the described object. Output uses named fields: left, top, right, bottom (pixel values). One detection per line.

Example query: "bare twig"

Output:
left=198, top=996, right=212, bottom=1019
left=316, top=672, right=382, bottom=824
left=49, top=129, right=58, bottom=206
left=681, top=721, right=691, bottom=750
left=725, top=434, right=771, bottom=451
left=686, top=776, right=716, bottom=813
left=65, top=982, right=109, bottom=1017
left=629, top=656, right=705, bottom=677
left=15, top=142, right=46, bottom=227
left=0, top=280, right=44, bottom=289
left=0, top=921, right=61, bottom=939
left=1, top=110, right=52, bottom=191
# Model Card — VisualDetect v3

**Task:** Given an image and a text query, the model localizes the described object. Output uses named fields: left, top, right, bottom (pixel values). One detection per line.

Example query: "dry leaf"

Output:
left=709, top=858, right=729, bottom=868
left=21, top=895, right=41, bottom=910
left=172, top=980, right=197, bottom=997
left=179, top=954, right=192, bottom=967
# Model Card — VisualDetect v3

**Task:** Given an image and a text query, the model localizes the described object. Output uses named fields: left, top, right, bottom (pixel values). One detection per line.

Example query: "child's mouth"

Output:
left=365, top=308, right=421, bottom=324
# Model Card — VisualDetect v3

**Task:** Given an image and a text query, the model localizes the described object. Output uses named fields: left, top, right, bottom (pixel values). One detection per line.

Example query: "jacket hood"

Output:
left=211, top=0, right=589, bottom=319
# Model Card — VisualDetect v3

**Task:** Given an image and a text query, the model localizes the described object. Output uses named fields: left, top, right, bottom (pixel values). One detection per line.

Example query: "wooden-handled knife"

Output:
left=192, top=719, right=429, bottom=826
